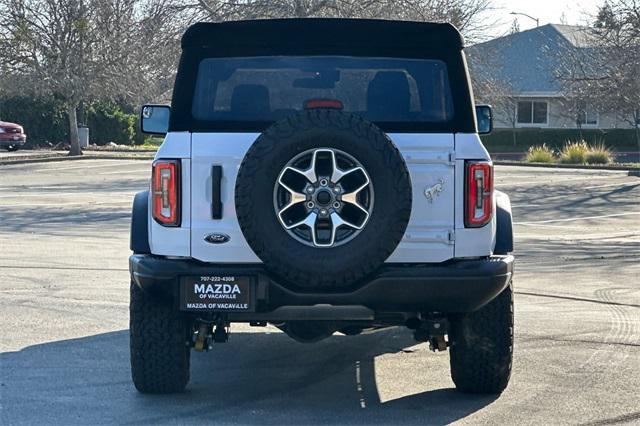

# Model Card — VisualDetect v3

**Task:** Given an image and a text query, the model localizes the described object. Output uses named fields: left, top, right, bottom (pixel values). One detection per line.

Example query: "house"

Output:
left=467, top=24, right=636, bottom=131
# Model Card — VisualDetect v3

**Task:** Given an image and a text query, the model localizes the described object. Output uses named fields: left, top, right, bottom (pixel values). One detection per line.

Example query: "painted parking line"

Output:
left=582, top=182, right=640, bottom=190
left=96, top=169, right=149, bottom=175
left=28, top=161, right=146, bottom=172
left=515, top=212, right=640, bottom=225
left=497, top=175, right=630, bottom=187
left=2, top=201, right=132, bottom=207
left=517, top=232, right=640, bottom=240
left=0, top=191, right=136, bottom=198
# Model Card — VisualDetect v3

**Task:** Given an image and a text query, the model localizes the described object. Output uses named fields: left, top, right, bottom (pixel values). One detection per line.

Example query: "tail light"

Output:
left=465, top=161, right=493, bottom=227
left=152, top=159, right=180, bottom=226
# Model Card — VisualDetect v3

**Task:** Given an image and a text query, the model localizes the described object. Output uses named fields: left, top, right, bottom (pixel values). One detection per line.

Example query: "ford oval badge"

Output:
left=204, top=233, right=230, bottom=244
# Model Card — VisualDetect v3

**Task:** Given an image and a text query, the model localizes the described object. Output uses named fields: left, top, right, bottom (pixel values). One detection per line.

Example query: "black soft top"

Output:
left=171, top=19, right=476, bottom=133
left=181, top=19, right=464, bottom=54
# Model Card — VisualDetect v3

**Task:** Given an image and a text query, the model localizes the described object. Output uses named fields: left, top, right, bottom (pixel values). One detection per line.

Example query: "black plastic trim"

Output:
left=229, top=305, right=375, bottom=322
left=211, top=165, right=223, bottom=219
left=130, top=190, right=151, bottom=254
left=129, top=254, right=514, bottom=315
left=495, top=191, right=514, bottom=254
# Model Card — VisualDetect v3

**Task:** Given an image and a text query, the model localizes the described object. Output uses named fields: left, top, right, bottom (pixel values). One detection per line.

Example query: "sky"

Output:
left=487, top=0, right=602, bottom=37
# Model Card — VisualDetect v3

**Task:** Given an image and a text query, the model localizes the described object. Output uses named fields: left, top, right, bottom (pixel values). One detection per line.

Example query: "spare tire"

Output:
left=235, top=110, right=411, bottom=289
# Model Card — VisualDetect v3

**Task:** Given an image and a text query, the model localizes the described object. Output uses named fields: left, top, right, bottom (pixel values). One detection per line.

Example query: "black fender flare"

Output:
left=130, top=190, right=151, bottom=254
left=494, top=190, right=514, bottom=255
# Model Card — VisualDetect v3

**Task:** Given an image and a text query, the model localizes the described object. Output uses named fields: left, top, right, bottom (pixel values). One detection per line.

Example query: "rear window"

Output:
left=191, top=56, right=454, bottom=124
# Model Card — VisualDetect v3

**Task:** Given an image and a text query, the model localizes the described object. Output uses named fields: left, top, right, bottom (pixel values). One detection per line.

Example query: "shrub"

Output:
left=0, top=97, right=142, bottom=147
left=525, top=144, right=555, bottom=163
left=86, top=102, right=137, bottom=145
left=480, top=128, right=638, bottom=153
left=559, top=140, right=589, bottom=164
left=138, top=136, right=163, bottom=149
left=0, top=96, right=68, bottom=147
left=586, top=142, right=613, bottom=164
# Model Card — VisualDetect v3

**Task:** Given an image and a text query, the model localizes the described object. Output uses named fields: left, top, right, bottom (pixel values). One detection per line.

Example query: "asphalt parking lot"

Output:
left=1, top=159, right=639, bottom=425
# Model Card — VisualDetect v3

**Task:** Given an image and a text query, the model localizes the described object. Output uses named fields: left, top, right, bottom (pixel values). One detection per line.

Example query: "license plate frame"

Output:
left=180, top=275, right=256, bottom=312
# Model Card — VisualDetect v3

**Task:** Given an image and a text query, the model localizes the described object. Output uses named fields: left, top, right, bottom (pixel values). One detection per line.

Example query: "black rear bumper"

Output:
left=129, top=254, right=513, bottom=318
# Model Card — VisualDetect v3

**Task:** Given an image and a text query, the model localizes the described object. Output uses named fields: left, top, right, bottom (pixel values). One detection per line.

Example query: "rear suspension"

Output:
left=191, top=315, right=229, bottom=351
left=407, top=314, right=450, bottom=352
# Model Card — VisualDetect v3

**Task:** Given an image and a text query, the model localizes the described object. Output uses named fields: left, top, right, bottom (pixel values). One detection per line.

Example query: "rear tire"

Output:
left=6, top=145, right=19, bottom=152
left=130, top=282, right=191, bottom=393
left=449, top=282, right=514, bottom=394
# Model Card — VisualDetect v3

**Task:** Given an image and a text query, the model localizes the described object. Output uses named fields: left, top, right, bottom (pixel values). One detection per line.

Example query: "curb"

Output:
left=84, top=149, right=157, bottom=153
left=2, top=154, right=638, bottom=176
left=0, top=154, right=154, bottom=166
left=494, top=160, right=640, bottom=173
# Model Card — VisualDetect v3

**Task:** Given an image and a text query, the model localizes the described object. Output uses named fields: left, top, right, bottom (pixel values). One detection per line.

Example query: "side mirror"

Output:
left=475, top=105, right=493, bottom=135
left=141, top=105, right=170, bottom=135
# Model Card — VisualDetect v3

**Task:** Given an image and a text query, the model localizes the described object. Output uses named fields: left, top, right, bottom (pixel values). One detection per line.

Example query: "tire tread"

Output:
left=449, top=283, right=514, bottom=394
left=130, top=283, right=190, bottom=393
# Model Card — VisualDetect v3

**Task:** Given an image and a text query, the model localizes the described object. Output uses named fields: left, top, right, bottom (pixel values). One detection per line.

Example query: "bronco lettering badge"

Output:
left=181, top=275, right=254, bottom=312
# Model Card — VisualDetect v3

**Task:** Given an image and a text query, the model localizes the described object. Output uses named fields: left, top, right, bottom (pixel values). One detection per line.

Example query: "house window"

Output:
left=577, top=102, right=598, bottom=126
left=517, top=101, right=548, bottom=124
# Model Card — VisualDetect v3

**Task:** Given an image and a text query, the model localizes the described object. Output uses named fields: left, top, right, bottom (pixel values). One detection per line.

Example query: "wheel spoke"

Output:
left=331, top=209, right=368, bottom=231
left=340, top=175, right=370, bottom=208
left=284, top=211, right=317, bottom=230
left=281, top=166, right=315, bottom=185
left=332, top=163, right=364, bottom=185
left=277, top=190, right=306, bottom=216
left=278, top=179, right=306, bottom=202
left=341, top=196, right=370, bottom=218
left=277, top=169, right=309, bottom=227
left=284, top=149, right=334, bottom=184
left=277, top=171, right=307, bottom=216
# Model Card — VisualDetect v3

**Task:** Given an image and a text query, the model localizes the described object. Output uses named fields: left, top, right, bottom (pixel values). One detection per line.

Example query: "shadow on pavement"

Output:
left=1, top=328, right=497, bottom=425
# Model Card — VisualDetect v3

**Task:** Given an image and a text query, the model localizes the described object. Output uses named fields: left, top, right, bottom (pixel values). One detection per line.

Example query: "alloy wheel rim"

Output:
left=273, top=148, right=374, bottom=248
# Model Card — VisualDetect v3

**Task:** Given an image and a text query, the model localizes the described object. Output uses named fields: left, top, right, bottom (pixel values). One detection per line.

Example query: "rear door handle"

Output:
left=211, top=165, right=223, bottom=219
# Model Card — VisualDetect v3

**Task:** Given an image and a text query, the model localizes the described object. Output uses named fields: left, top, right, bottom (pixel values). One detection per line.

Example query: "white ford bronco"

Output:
left=130, top=18, right=515, bottom=395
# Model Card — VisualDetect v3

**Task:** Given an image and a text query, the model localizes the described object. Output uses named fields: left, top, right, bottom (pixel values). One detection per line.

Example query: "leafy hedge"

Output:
left=3, top=97, right=638, bottom=151
left=0, top=96, right=68, bottom=147
left=481, top=128, right=639, bottom=152
left=86, top=102, right=139, bottom=145
left=0, top=96, right=143, bottom=147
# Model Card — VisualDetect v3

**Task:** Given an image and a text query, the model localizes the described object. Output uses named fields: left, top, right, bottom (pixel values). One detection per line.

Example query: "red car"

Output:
left=0, top=120, right=27, bottom=151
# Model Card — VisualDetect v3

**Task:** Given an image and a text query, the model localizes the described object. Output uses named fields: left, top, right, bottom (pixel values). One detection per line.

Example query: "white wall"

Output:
left=492, top=96, right=636, bottom=130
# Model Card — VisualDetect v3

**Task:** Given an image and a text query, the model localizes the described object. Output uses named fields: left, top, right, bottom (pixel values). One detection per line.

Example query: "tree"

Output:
left=0, top=0, right=497, bottom=154
left=557, top=0, right=640, bottom=147
left=592, top=0, right=640, bottom=147
left=467, top=44, right=521, bottom=146
left=192, top=0, right=495, bottom=43
left=0, top=0, right=184, bottom=155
